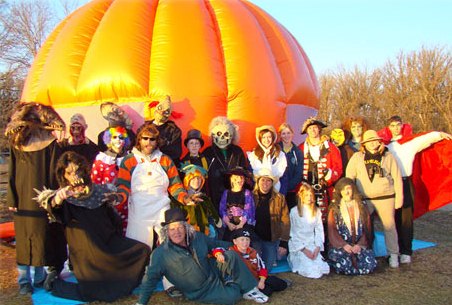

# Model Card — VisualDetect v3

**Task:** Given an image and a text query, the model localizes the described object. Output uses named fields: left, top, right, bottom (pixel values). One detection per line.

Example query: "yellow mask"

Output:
left=330, top=128, right=345, bottom=146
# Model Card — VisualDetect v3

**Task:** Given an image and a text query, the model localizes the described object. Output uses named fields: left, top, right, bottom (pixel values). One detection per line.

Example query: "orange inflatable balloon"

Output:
left=21, top=0, right=319, bottom=150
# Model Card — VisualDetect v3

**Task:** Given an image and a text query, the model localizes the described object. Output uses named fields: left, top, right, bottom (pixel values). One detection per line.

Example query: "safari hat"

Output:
left=361, top=130, right=382, bottom=144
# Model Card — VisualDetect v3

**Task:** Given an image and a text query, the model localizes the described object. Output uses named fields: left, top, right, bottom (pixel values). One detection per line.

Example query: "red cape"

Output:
left=411, top=139, right=452, bottom=218
left=378, top=126, right=452, bottom=218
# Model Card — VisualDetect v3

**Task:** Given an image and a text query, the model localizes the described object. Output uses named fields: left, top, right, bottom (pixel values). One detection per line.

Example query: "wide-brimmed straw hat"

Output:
left=254, top=168, right=278, bottom=184
left=301, top=117, right=327, bottom=134
left=361, top=130, right=382, bottom=144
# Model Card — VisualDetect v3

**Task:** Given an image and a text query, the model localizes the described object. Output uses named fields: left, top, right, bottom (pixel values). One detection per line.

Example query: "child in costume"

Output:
left=214, top=228, right=290, bottom=298
left=287, top=183, right=330, bottom=278
left=176, top=164, right=221, bottom=237
left=328, top=178, right=377, bottom=275
left=219, top=167, right=255, bottom=241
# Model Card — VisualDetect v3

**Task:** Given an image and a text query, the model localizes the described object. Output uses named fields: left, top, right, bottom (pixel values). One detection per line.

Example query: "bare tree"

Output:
left=0, top=0, right=63, bottom=151
left=0, top=70, right=23, bottom=150
left=318, top=46, right=451, bottom=134
left=381, top=47, right=452, bottom=132
left=318, top=66, right=383, bottom=130
left=57, top=0, right=82, bottom=19
left=0, top=0, right=58, bottom=77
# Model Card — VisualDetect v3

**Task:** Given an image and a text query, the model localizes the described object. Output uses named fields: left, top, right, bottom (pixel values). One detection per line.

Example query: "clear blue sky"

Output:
left=250, top=0, right=452, bottom=74
left=69, top=0, right=452, bottom=75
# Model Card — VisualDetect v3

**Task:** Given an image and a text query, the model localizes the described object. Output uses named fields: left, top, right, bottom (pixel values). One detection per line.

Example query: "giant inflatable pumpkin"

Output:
left=21, top=0, right=319, bottom=150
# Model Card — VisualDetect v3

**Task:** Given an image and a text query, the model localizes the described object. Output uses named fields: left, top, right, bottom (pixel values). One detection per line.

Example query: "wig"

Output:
left=208, top=116, right=240, bottom=144
left=102, top=126, right=131, bottom=150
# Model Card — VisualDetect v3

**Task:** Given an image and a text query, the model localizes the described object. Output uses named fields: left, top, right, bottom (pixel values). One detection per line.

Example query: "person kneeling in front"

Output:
left=136, top=208, right=268, bottom=305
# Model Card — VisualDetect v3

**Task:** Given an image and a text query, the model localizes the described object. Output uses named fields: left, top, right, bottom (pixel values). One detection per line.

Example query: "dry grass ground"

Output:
left=1, top=208, right=451, bottom=305
left=1, top=159, right=451, bottom=305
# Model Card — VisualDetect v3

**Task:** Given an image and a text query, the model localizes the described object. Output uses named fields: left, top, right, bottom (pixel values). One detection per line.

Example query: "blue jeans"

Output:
left=252, top=237, right=279, bottom=273
left=17, top=264, right=46, bottom=285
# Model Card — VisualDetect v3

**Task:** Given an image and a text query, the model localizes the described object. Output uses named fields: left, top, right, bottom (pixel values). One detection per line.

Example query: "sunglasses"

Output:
left=141, top=136, right=157, bottom=141
left=112, top=135, right=125, bottom=140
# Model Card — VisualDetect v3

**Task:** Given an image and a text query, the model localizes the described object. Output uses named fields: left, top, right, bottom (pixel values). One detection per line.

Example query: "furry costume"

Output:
left=35, top=151, right=150, bottom=302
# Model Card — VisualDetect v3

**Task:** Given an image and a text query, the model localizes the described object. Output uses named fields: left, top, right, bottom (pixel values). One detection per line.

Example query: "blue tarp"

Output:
left=32, top=232, right=436, bottom=305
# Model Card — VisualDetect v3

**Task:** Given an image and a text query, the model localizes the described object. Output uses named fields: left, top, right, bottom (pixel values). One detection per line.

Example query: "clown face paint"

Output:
left=110, top=131, right=126, bottom=154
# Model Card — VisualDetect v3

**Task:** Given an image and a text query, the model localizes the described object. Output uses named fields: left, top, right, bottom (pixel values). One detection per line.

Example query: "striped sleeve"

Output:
left=160, top=155, right=187, bottom=203
left=116, top=154, right=137, bottom=206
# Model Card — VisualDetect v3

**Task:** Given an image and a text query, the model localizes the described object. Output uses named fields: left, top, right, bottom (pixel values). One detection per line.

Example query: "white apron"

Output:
left=125, top=151, right=170, bottom=248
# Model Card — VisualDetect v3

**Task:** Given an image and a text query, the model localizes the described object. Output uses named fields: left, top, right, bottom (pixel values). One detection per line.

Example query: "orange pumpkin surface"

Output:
left=21, top=0, right=319, bottom=150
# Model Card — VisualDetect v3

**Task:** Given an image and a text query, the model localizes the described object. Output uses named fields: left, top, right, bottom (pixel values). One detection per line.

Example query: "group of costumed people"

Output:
left=5, top=98, right=451, bottom=304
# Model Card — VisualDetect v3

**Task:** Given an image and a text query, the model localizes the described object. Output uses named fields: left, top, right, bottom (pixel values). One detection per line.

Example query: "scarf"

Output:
left=364, top=149, right=382, bottom=182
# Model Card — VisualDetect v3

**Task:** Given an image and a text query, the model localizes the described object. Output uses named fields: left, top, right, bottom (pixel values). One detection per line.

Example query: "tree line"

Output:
left=1, top=1, right=451, bottom=151
left=318, top=47, right=451, bottom=134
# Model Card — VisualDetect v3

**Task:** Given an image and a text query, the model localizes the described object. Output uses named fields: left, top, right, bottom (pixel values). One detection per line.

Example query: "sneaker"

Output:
left=389, top=254, right=399, bottom=268
left=400, top=254, right=411, bottom=264
left=243, top=287, right=268, bottom=303
left=19, top=283, right=33, bottom=295
left=165, top=286, right=183, bottom=298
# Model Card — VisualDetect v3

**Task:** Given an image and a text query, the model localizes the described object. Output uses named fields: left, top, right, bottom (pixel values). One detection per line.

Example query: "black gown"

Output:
left=50, top=189, right=151, bottom=302
left=7, top=140, right=67, bottom=268
left=203, top=144, right=248, bottom=211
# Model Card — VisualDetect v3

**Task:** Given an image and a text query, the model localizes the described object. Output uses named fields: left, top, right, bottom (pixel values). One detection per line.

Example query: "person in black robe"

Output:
left=6, top=103, right=67, bottom=295
left=202, top=116, right=248, bottom=212
left=35, top=151, right=150, bottom=302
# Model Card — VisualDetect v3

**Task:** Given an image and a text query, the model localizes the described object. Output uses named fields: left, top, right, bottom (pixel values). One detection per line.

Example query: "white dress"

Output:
left=288, top=206, right=330, bottom=278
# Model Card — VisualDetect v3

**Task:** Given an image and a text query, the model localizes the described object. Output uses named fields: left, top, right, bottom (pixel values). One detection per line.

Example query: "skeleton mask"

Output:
left=211, top=123, right=233, bottom=149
